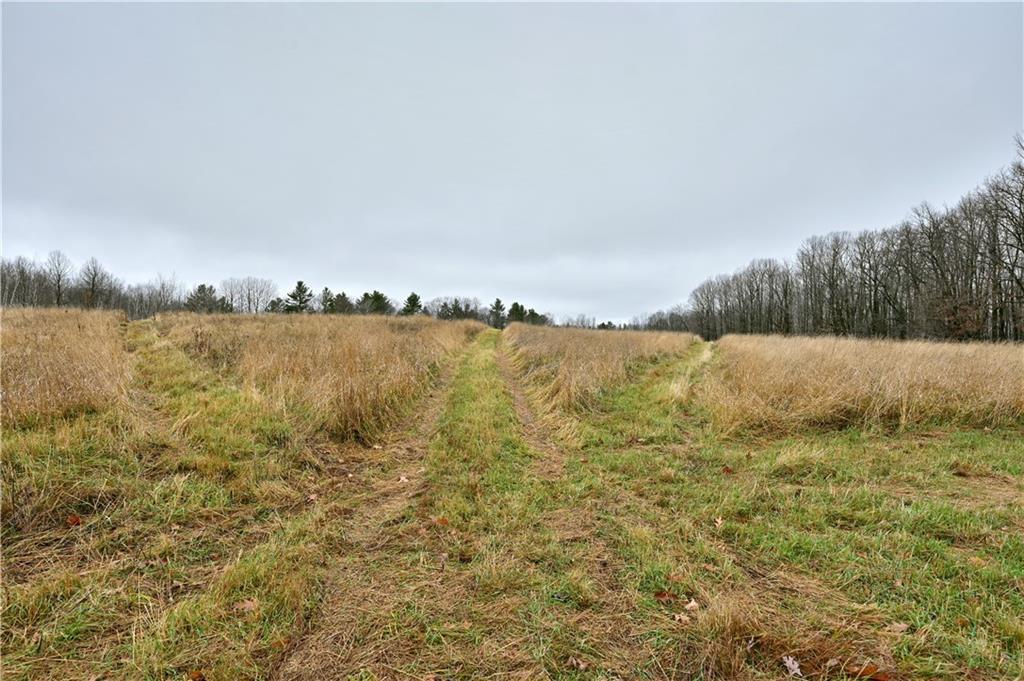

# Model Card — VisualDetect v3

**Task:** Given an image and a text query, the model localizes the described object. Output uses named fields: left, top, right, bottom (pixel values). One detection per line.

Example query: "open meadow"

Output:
left=2, top=311, right=1022, bottom=680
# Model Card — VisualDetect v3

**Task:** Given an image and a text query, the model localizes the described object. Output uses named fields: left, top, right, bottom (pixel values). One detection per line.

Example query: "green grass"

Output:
left=2, top=321, right=332, bottom=680
left=5, top=326, right=1021, bottom=680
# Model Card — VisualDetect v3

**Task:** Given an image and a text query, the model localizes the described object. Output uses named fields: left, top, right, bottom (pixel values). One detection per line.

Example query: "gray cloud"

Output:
left=3, top=2, right=1021, bottom=321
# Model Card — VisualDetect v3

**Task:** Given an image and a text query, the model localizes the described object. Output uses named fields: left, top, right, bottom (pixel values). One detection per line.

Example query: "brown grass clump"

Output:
left=1, top=308, right=129, bottom=426
left=503, top=323, right=699, bottom=410
left=702, top=334, right=1024, bottom=434
left=159, top=313, right=483, bottom=440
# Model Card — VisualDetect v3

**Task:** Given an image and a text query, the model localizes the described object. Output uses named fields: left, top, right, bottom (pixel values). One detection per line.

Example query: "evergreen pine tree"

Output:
left=507, top=301, right=527, bottom=323
left=185, top=284, right=231, bottom=313
left=284, top=281, right=313, bottom=313
left=319, top=287, right=335, bottom=313
left=488, top=298, right=507, bottom=329
left=333, top=291, right=354, bottom=314
left=400, top=292, right=423, bottom=316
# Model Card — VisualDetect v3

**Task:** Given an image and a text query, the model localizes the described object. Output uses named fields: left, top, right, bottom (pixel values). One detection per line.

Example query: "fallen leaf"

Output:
left=306, top=493, right=318, bottom=503
left=782, top=655, right=803, bottom=677
left=684, top=598, right=700, bottom=612
left=654, top=590, right=679, bottom=603
left=233, top=598, right=259, bottom=613
left=66, top=514, right=82, bottom=527
left=721, top=465, right=735, bottom=475
left=567, top=657, right=589, bottom=671
left=956, top=616, right=970, bottom=628
left=433, top=516, right=450, bottom=526
left=673, top=612, right=692, bottom=624
left=824, top=658, right=840, bottom=669
left=188, top=672, right=207, bottom=681
left=714, top=517, right=724, bottom=528
left=398, top=475, right=409, bottom=483
left=844, top=663, right=891, bottom=680
left=884, top=622, right=909, bottom=634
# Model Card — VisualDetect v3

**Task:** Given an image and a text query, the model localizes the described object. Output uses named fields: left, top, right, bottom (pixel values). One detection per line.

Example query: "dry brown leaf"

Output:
left=188, top=672, right=207, bottom=681
left=673, top=612, right=692, bottom=624
left=654, top=590, right=679, bottom=603
left=568, top=657, right=589, bottom=671
left=684, top=598, right=700, bottom=612
left=66, top=513, right=82, bottom=527
left=884, top=622, right=909, bottom=634
left=721, top=465, right=736, bottom=475
left=844, top=663, right=891, bottom=680
left=233, top=598, right=259, bottom=613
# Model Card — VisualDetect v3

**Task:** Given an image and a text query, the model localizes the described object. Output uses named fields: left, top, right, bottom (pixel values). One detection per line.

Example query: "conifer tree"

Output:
left=488, top=298, right=507, bottom=329
left=284, top=281, right=313, bottom=313
left=400, top=292, right=423, bottom=316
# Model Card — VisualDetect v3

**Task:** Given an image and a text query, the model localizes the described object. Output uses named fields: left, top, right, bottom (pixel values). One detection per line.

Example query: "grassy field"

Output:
left=2, top=313, right=1022, bottom=680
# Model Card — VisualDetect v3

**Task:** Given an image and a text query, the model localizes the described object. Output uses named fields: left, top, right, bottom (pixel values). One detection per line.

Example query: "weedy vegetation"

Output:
left=1, top=308, right=129, bottom=426
left=159, top=313, right=483, bottom=441
left=503, top=323, right=699, bottom=410
left=2, top=312, right=1021, bottom=680
left=701, top=334, right=1024, bottom=434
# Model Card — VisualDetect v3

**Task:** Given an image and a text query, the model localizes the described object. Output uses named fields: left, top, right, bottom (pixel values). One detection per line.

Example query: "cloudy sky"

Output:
left=3, top=3, right=1021, bottom=321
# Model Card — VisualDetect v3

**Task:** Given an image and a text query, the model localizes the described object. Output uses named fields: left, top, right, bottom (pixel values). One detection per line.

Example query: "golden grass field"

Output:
left=1, top=308, right=129, bottom=426
left=2, top=310, right=1022, bottom=680
left=503, top=323, right=699, bottom=410
left=159, top=312, right=483, bottom=440
left=701, top=334, right=1024, bottom=434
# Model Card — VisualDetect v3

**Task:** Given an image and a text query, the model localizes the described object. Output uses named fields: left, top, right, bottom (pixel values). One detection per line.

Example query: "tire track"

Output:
left=270, top=343, right=471, bottom=680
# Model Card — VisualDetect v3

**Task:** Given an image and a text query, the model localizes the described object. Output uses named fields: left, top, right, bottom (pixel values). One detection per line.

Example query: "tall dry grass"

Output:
left=1, top=308, right=129, bottom=426
left=702, top=334, right=1024, bottom=434
left=160, top=313, right=483, bottom=440
left=503, top=323, right=699, bottom=410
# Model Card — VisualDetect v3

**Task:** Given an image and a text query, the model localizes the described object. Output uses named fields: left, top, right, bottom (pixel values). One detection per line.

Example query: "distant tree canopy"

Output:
left=332, top=292, right=355, bottom=314
left=507, top=301, right=526, bottom=323
left=185, top=284, right=232, bottom=313
left=399, top=292, right=423, bottom=316
left=631, top=137, right=1024, bottom=342
left=488, top=298, right=507, bottom=329
left=5, top=139, right=1021, bottom=339
left=356, top=290, right=395, bottom=315
left=284, top=281, right=314, bottom=313
left=319, top=287, right=335, bottom=313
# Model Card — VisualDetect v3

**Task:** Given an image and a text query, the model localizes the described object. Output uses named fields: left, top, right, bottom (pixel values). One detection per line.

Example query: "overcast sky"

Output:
left=3, top=2, right=1022, bottom=321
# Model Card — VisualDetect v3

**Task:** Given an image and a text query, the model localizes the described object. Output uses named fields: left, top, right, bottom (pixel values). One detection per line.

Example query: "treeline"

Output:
left=0, top=254, right=550, bottom=328
left=637, top=139, right=1024, bottom=341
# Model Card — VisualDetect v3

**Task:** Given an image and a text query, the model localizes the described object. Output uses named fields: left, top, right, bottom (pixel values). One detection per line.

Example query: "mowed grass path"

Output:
left=4, top=323, right=1021, bottom=680
left=277, top=332, right=1024, bottom=680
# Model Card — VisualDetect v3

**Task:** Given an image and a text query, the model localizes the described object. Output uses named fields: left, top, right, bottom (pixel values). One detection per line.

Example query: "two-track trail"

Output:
left=275, top=330, right=651, bottom=679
